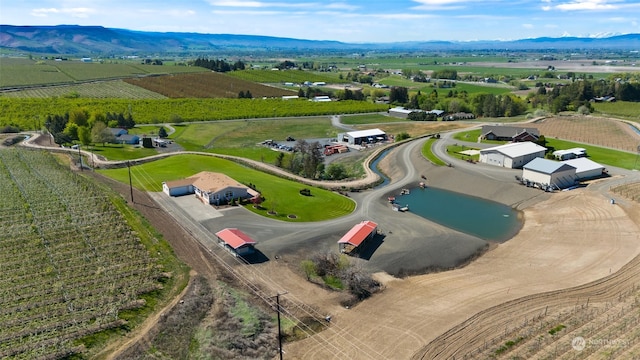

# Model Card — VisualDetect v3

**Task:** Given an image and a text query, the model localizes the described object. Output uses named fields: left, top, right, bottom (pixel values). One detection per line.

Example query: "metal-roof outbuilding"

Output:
left=522, top=158, right=577, bottom=189
left=338, top=221, right=378, bottom=254
left=479, top=141, right=547, bottom=168
left=215, top=228, right=257, bottom=257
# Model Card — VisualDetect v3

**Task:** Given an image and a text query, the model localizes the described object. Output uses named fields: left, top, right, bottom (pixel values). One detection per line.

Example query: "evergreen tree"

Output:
left=158, top=127, right=168, bottom=138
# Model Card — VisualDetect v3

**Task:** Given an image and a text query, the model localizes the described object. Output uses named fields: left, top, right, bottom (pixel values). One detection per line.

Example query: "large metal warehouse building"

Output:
left=522, top=158, right=577, bottom=189
left=337, top=129, right=387, bottom=146
left=563, top=157, right=605, bottom=180
left=479, top=142, right=547, bottom=169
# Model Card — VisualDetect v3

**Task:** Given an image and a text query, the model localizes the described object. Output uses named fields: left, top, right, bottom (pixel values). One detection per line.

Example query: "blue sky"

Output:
left=2, top=0, right=639, bottom=42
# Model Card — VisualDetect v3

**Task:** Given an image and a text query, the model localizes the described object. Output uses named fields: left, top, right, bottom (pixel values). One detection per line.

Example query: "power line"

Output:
left=127, top=162, right=384, bottom=358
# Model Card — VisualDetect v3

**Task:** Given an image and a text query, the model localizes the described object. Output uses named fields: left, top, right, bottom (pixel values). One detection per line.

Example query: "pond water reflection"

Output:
left=392, top=186, right=523, bottom=242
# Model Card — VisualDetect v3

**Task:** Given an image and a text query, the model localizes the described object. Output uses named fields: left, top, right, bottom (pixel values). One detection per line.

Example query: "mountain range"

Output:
left=1, top=25, right=639, bottom=56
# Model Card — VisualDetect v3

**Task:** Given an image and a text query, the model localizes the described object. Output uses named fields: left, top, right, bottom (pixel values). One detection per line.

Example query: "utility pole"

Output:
left=272, top=292, right=288, bottom=360
left=77, top=145, right=82, bottom=171
left=127, top=161, right=134, bottom=203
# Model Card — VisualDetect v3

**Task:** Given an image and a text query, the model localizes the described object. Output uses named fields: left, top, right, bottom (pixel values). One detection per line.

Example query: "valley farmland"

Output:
left=1, top=51, right=640, bottom=360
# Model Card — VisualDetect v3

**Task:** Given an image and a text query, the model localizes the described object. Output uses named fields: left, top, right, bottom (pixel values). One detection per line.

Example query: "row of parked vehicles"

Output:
left=261, top=139, right=294, bottom=152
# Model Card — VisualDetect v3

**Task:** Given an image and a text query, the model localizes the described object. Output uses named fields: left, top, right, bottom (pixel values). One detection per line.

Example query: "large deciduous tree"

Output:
left=389, top=86, right=408, bottom=104
left=91, top=122, right=115, bottom=145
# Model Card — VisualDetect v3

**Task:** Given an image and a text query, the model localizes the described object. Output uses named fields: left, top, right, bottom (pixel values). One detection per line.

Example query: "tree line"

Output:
left=389, top=74, right=640, bottom=120
left=528, top=78, right=640, bottom=113
left=273, top=139, right=350, bottom=180
left=190, top=58, right=246, bottom=72
left=44, top=109, right=136, bottom=146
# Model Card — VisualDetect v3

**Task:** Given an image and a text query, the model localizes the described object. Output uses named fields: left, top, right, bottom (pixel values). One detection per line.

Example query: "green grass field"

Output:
left=446, top=144, right=480, bottom=161
left=452, top=129, right=505, bottom=144
left=88, top=143, right=158, bottom=161
left=172, top=117, right=337, bottom=152
left=335, top=113, right=403, bottom=125
left=422, top=137, right=448, bottom=166
left=0, top=58, right=208, bottom=88
left=452, top=129, right=481, bottom=142
left=295, top=55, right=510, bottom=71
left=170, top=118, right=339, bottom=163
left=545, top=138, right=640, bottom=170
left=0, top=80, right=167, bottom=99
left=593, top=101, right=640, bottom=122
left=419, top=82, right=514, bottom=95
left=98, top=154, right=355, bottom=221
left=376, top=75, right=514, bottom=96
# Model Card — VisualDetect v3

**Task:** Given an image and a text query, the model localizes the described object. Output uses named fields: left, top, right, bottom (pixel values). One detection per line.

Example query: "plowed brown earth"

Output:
left=531, top=116, right=640, bottom=153
left=123, top=72, right=296, bottom=98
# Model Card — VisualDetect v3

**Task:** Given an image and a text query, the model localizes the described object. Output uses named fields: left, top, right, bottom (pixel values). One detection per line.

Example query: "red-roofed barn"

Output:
left=338, top=221, right=378, bottom=255
left=215, top=228, right=257, bottom=257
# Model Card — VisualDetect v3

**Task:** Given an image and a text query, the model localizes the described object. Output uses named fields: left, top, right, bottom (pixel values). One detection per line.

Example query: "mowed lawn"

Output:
left=171, top=118, right=338, bottom=162
left=545, top=138, right=640, bottom=170
left=89, top=143, right=158, bottom=161
left=340, top=113, right=405, bottom=125
left=98, top=154, right=355, bottom=221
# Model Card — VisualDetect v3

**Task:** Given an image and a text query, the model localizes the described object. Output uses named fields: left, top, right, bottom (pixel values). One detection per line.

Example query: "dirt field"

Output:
left=531, top=115, right=640, bottom=152
left=284, top=187, right=640, bottom=359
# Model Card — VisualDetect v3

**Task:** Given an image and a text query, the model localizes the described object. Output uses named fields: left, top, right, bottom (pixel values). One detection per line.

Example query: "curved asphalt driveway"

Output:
left=153, top=136, right=489, bottom=275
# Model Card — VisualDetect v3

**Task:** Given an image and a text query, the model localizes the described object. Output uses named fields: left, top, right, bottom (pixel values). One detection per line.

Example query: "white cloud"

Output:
left=211, top=9, right=286, bottom=15
left=325, top=2, right=360, bottom=11
left=372, top=13, right=436, bottom=20
left=523, top=23, right=534, bottom=28
left=31, top=8, right=60, bottom=17
left=208, top=0, right=265, bottom=7
left=208, top=0, right=316, bottom=8
left=139, top=8, right=197, bottom=17
left=551, top=0, right=618, bottom=11
left=30, top=7, right=96, bottom=18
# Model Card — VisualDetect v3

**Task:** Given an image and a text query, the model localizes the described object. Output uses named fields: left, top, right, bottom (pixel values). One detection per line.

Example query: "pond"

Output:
left=392, top=186, right=523, bottom=242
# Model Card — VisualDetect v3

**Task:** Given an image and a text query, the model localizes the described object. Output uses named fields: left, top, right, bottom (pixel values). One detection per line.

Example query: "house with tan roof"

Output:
left=162, top=171, right=259, bottom=205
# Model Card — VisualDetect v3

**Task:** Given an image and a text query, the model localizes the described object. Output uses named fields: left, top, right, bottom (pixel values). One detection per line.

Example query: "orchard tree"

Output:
left=63, top=122, right=79, bottom=141
left=68, top=109, right=89, bottom=127
left=78, top=126, right=92, bottom=146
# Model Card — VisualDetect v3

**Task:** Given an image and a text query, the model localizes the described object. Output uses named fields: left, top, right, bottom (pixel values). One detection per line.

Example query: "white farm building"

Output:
left=522, top=158, right=577, bottom=190
left=552, top=148, right=587, bottom=160
left=563, top=157, right=605, bottom=180
left=479, top=142, right=547, bottom=169
left=388, top=107, right=413, bottom=119
left=337, top=128, right=387, bottom=146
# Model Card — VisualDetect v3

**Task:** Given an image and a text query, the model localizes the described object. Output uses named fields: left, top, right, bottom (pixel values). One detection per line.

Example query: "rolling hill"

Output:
left=1, top=24, right=639, bottom=55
